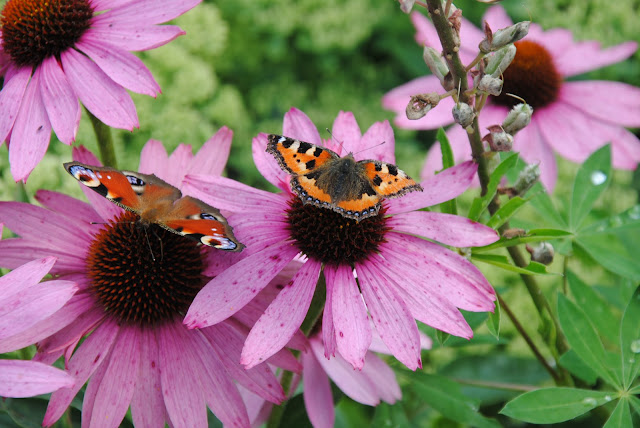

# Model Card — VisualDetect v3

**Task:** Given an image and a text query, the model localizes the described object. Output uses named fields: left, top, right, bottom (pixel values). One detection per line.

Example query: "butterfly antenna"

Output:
left=142, top=227, right=157, bottom=263
left=353, top=141, right=387, bottom=156
left=325, top=128, right=346, bottom=152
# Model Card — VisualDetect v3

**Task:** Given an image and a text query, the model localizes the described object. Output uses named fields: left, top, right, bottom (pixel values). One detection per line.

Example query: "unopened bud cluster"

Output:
left=482, top=102, right=533, bottom=153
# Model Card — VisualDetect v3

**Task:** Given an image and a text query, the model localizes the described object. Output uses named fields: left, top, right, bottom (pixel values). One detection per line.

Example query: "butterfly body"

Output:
left=267, top=135, right=423, bottom=221
left=64, top=162, right=244, bottom=251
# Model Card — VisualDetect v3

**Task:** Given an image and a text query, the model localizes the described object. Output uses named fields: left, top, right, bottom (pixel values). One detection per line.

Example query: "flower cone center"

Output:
left=492, top=40, right=562, bottom=109
left=87, top=212, right=206, bottom=326
left=286, top=197, right=390, bottom=265
left=1, top=0, right=93, bottom=67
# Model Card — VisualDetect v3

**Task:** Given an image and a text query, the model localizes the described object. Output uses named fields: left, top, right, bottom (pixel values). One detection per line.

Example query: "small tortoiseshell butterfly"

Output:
left=64, top=162, right=244, bottom=251
left=266, top=135, right=423, bottom=221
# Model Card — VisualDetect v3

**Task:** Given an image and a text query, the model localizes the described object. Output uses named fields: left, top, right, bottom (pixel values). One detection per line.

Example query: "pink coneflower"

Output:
left=0, top=129, right=288, bottom=428
left=0, top=256, right=76, bottom=398
left=0, top=0, right=201, bottom=182
left=183, top=108, right=498, bottom=372
left=382, top=5, right=640, bottom=190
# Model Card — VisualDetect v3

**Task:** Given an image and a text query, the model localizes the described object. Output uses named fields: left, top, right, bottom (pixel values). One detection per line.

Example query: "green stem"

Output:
left=86, top=109, right=118, bottom=168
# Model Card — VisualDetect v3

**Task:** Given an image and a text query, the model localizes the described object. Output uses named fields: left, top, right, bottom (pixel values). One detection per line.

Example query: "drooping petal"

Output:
left=35, top=190, right=104, bottom=224
left=45, top=320, right=120, bottom=426
left=39, top=56, right=80, bottom=144
left=76, top=39, right=160, bottom=96
left=356, top=262, right=421, bottom=370
left=241, top=259, right=322, bottom=368
left=131, top=329, right=165, bottom=428
left=282, top=107, right=322, bottom=145
left=387, top=211, right=498, bottom=247
left=0, top=360, right=74, bottom=398
left=0, top=65, right=31, bottom=143
left=419, top=122, right=472, bottom=180
left=554, top=40, right=637, bottom=77
left=0, top=256, right=56, bottom=300
left=0, top=239, right=85, bottom=273
left=560, top=81, right=640, bottom=128
left=302, top=346, right=335, bottom=428
left=320, top=266, right=336, bottom=358
left=9, top=67, right=52, bottom=182
left=191, top=126, right=234, bottom=177
left=515, top=118, right=558, bottom=191
left=330, top=111, right=362, bottom=156
left=37, top=305, right=105, bottom=356
left=253, top=133, right=290, bottom=192
left=482, top=5, right=514, bottom=30
left=94, top=0, right=201, bottom=26
left=387, top=161, right=478, bottom=214
left=84, top=24, right=185, bottom=51
left=184, top=240, right=299, bottom=328
left=60, top=48, right=138, bottom=130
left=89, top=0, right=135, bottom=12
left=326, top=264, right=371, bottom=370
left=358, top=120, right=395, bottom=164
left=360, top=352, right=402, bottom=403
left=138, top=139, right=169, bottom=174
left=80, top=347, right=110, bottom=428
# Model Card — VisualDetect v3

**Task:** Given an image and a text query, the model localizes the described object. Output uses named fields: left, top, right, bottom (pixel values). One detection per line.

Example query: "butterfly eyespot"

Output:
left=68, top=165, right=101, bottom=187
left=200, top=213, right=220, bottom=221
left=125, top=175, right=146, bottom=187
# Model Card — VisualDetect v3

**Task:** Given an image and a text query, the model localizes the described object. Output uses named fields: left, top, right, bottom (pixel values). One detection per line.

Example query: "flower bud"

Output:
left=485, top=44, right=516, bottom=77
left=483, top=125, right=513, bottom=151
left=423, top=47, right=450, bottom=84
left=399, top=0, right=415, bottom=13
left=477, top=75, right=503, bottom=96
left=502, top=103, right=533, bottom=135
left=406, top=93, right=440, bottom=120
left=452, top=102, right=476, bottom=128
left=526, top=242, right=554, bottom=265
left=479, top=21, right=530, bottom=53
left=513, top=163, right=540, bottom=195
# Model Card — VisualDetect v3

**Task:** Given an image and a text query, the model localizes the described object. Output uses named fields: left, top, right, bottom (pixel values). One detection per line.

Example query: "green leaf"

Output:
left=436, top=330, right=451, bottom=346
left=580, top=204, right=640, bottom=235
left=531, top=188, right=567, bottom=229
left=567, top=270, right=619, bottom=342
left=412, top=373, right=501, bottom=428
left=468, top=153, right=518, bottom=221
left=371, top=402, right=410, bottom=428
left=487, top=298, right=500, bottom=340
left=473, top=228, right=572, bottom=252
left=559, top=350, right=599, bottom=385
left=437, top=128, right=458, bottom=215
left=557, top=294, right=620, bottom=388
left=472, top=254, right=558, bottom=276
left=630, top=384, right=640, bottom=395
left=620, top=286, right=640, bottom=389
left=629, top=395, right=640, bottom=414
left=569, top=144, right=612, bottom=230
left=486, top=196, right=527, bottom=229
left=500, top=388, right=615, bottom=423
left=603, top=399, right=632, bottom=428
left=575, top=235, right=640, bottom=280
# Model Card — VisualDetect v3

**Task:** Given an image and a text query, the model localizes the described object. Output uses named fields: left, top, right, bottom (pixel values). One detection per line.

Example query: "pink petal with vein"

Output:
left=253, top=132, right=290, bottom=192
left=139, top=139, right=169, bottom=174
left=40, top=57, right=80, bottom=144
left=387, top=161, right=477, bottom=214
left=388, top=211, right=498, bottom=247
left=37, top=306, right=104, bottom=356
left=320, top=267, right=336, bottom=358
left=0, top=65, right=30, bottom=143
left=35, top=190, right=103, bottom=223
left=554, top=40, right=637, bottom=77
left=9, top=67, right=51, bottom=182
left=513, top=118, right=558, bottom=191
left=482, top=5, right=514, bottom=29
left=358, top=120, right=395, bottom=164
left=81, top=350, right=109, bottom=428
left=131, top=330, right=165, bottom=428
left=356, top=262, right=421, bottom=370
left=560, top=81, right=640, bottom=128
left=84, top=24, right=185, bottom=51
left=185, top=241, right=299, bottom=328
left=303, top=347, right=335, bottom=428
left=327, top=264, right=371, bottom=369
left=0, top=256, right=55, bottom=299
left=361, top=352, right=402, bottom=403
left=283, top=108, right=322, bottom=145
left=76, top=39, right=160, bottom=96
left=241, top=259, right=322, bottom=368
left=191, top=126, right=233, bottom=177
left=0, top=360, right=74, bottom=398
left=0, top=240, right=83, bottom=273
left=95, top=0, right=201, bottom=26
left=330, top=111, right=362, bottom=155
left=60, top=49, right=138, bottom=130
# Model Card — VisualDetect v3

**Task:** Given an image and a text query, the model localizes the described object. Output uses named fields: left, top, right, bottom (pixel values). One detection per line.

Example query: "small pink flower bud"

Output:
left=503, top=103, right=533, bottom=135
left=513, top=163, right=540, bottom=195
left=452, top=102, right=476, bottom=128
left=478, top=75, right=504, bottom=96
left=423, top=47, right=450, bottom=84
left=406, top=93, right=440, bottom=120
left=526, top=242, right=554, bottom=265
left=486, top=45, right=517, bottom=77
left=479, top=21, right=530, bottom=53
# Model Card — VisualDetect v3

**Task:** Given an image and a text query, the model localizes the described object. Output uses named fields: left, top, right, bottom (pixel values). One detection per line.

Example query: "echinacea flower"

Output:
left=0, top=129, right=289, bottom=428
left=383, top=5, right=640, bottom=190
left=0, top=0, right=201, bottom=182
left=0, top=255, right=76, bottom=398
left=183, top=108, right=498, bottom=372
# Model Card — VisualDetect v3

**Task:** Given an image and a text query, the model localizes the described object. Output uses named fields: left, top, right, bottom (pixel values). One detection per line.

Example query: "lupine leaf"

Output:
left=437, top=128, right=457, bottom=215
left=371, top=402, right=410, bottom=428
left=472, top=228, right=571, bottom=252
left=487, top=298, right=500, bottom=340
left=569, top=144, right=611, bottom=230
left=468, top=153, right=518, bottom=221
left=566, top=270, right=618, bottom=342
left=486, top=196, right=527, bottom=229
left=620, top=286, right=640, bottom=389
left=472, top=254, right=558, bottom=275
left=602, top=399, right=631, bottom=428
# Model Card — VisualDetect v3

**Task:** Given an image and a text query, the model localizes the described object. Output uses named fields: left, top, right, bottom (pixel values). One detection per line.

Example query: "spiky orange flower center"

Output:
left=1, top=0, right=93, bottom=67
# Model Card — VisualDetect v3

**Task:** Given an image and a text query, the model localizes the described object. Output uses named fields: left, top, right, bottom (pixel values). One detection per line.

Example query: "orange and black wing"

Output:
left=266, top=134, right=338, bottom=176
left=360, top=160, right=423, bottom=198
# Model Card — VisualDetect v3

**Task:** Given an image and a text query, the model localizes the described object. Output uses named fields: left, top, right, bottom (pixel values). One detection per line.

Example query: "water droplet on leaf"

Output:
left=590, top=171, right=607, bottom=186
left=582, top=397, right=598, bottom=406
left=630, top=339, right=640, bottom=353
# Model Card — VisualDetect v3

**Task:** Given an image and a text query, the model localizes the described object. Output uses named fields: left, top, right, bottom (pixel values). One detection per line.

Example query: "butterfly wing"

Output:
left=161, top=196, right=244, bottom=251
left=360, top=160, right=423, bottom=198
left=266, top=134, right=338, bottom=176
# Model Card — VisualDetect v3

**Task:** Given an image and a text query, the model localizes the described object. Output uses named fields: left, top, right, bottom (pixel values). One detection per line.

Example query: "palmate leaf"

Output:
left=437, top=128, right=457, bottom=216
left=500, top=388, right=616, bottom=423
left=566, top=270, right=618, bottom=341
left=569, top=144, right=612, bottom=231
left=620, top=286, right=640, bottom=388
left=603, top=399, right=632, bottom=428
left=472, top=254, right=558, bottom=275
left=468, top=153, right=518, bottom=221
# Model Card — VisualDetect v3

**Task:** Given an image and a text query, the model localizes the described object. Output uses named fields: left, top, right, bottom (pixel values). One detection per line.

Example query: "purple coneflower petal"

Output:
left=330, top=111, right=362, bottom=155
left=88, top=327, right=140, bottom=428
left=388, top=211, right=498, bottom=247
left=0, top=65, right=30, bottom=143
left=40, top=57, right=80, bottom=144
left=325, top=264, right=371, bottom=370
left=302, top=348, right=335, bottom=428
left=96, top=0, right=201, bottom=26
left=76, top=40, right=160, bottom=96
left=45, top=320, right=120, bottom=426
left=483, top=4, right=513, bottom=29
left=560, top=81, right=640, bottom=128
left=356, top=262, right=421, bottom=370
left=139, top=139, right=169, bottom=174
left=35, top=190, right=104, bottom=224
left=84, top=22, right=185, bottom=51
left=358, top=119, right=395, bottom=164
left=0, top=240, right=83, bottom=273
left=9, top=68, right=51, bottom=182
left=131, top=330, right=165, bottom=428
left=361, top=352, right=402, bottom=403
left=0, top=360, right=74, bottom=398
left=513, top=119, right=557, bottom=191
left=554, top=40, right=637, bottom=77
left=81, top=350, right=110, bottom=428
left=252, top=133, right=290, bottom=192
left=60, top=49, right=138, bottom=130
left=89, top=0, right=135, bottom=12
left=0, top=256, right=55, bottom=298
left=322, top=275, right=337, bottom=358
left=241, top=259, right=322, bottom=368
left=191, top=126, right=233, bottom=177
left=282, top=107, right=322, bottom=145
left=185, top=241, right=299, bottom=328
left=387, top=160, right=477, bottom=214
left=37, top=304, right=105, bottom=356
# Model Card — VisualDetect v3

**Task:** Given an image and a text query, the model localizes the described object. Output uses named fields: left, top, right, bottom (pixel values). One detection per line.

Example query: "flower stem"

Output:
left=86, top=109, right=118, bottom=168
